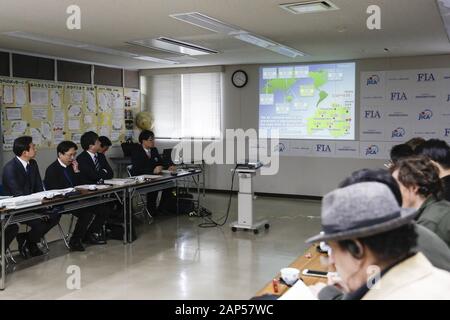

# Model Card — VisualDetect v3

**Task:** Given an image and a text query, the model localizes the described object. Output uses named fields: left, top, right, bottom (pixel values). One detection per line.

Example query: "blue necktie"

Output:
left=94, top=154, right=101, bottom=172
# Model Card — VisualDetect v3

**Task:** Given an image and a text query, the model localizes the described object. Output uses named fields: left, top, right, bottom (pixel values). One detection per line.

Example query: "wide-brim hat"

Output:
left=306, top=182, right=418, bottom=244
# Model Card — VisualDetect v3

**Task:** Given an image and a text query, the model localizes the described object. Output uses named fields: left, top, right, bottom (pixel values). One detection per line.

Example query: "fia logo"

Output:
left=364, top=110, right=381, bottom=119
left=367, top=75, right=380, bottom=85
left=274, top=143, right=286, bottom=153
left=418, top=109, right=433, bottom=120
left=316, top=144, right=331, bottom=152
left=391, top=92, right=408, bottom=101
left=365, top=145, right=379, bottom=156
left=392, top=127, right=405, bottom=138
left=445, top=129, right=450, bottom=137
left=417, top=73, right=435, bottom=82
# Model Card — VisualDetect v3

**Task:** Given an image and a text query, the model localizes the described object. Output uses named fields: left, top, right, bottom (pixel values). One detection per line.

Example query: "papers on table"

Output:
left=278, top=280, right=318, bottom=300
left=0, top=188, right=75, bottom=209
left=75, top=184, right=111, bottom=190
left=134, top=174, right=163, bottom=180
left=104, top=178, right=136, bottom=186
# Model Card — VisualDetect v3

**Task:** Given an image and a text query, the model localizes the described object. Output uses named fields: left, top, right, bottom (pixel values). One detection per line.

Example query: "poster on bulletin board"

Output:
left=1, top=77, right=140, bottom=151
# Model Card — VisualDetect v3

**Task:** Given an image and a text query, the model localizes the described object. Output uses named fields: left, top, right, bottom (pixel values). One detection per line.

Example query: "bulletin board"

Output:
left=0, top=77, right=140, bottom=150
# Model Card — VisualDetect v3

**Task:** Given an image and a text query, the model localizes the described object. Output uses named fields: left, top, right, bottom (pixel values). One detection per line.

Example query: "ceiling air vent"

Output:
left=279, top=1, right=339, bottom=14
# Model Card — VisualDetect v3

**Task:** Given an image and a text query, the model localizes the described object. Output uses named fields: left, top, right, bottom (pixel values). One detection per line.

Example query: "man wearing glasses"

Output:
left=44, top=140, right=95, bottom=251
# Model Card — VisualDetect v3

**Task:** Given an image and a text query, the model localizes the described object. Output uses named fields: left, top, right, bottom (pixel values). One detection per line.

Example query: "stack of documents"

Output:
left=75, top=184, right=111, bottom=190
left=0, top=188, right=76, bottom=209
left=104, top=178, right=136, bottom=186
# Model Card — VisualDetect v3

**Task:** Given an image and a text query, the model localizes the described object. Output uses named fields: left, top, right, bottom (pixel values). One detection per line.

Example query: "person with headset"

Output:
left=305, top=182, right=450, bottom=300
left=311, top=168, right=450, bottom=300
left=391, top=155, right=450, bottom=247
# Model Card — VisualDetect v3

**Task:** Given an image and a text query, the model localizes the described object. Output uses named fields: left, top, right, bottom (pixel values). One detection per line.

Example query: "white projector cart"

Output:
left=230, top=164, right=270, bottom=234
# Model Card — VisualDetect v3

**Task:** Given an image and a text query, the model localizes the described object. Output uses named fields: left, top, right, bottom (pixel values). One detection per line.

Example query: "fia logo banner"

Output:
left=417, top=73, right=435, bottom=82
left=445, top=129, right=450, bottom=137
left=315, top=144, right=332, bottom=152
left=391, top=92, right=408, bottom=101
left=392, top=127, right=406, bottom=138
left=365, top=145, right=379, bottom=156
left=364, top=110, right=381, bottom=119
left=367, top=75, right=380, bottom=85
left=418, top=109, right=433, bottom=120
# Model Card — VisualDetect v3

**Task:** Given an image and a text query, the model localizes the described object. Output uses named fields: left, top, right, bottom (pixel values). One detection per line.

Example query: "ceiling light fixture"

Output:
left=169, top=12, right=306, bottom=57
left=3, top=31, right=178, bottom=64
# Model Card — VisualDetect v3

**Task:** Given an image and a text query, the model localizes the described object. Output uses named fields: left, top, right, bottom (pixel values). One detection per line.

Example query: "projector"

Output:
left=236, top=160, right=263, bottom=170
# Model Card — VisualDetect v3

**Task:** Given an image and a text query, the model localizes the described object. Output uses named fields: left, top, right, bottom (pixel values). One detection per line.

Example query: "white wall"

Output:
left=145, top=54, right=450, bottom=197
left=5, top=54, right=450, bottom=197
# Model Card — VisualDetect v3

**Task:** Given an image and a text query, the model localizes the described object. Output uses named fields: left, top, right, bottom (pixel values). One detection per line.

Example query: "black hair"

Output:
left=80, top=131, right=99, bottom=150
left=13, top=136, right=33, bottom=157
left=415, top=139, right=450, bottom=170
left=338, top=224, right=417, bottom=262
left=138, top=130, right=155, bottom=144
left=339, top=168, right=402, bottom=206
left=99, top=136, right=112, bottom=148
left=57, top=141, right=78, bottom=156
left=390, top=144, right=414, bottom=165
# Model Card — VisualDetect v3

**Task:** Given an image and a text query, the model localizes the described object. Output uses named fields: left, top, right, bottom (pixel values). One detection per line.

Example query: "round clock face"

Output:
left=232, top=70, right=248, bottom=88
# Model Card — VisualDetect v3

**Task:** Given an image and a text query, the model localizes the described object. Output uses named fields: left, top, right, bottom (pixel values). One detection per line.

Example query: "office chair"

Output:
left=126, top=165, right=153, bottom=222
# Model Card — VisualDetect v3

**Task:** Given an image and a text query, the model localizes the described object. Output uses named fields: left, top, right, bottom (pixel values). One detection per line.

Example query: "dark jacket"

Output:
left=76, top=151, right=114, bottom=184
left=441, top=175, right=450, bottom=202
left=130, top=146, right=162, bottom=176
left=2, top=157, right=44, bottom=196
left=416, top=196, right=450, bottom=247
left=44, top=160, right=82, bottom=189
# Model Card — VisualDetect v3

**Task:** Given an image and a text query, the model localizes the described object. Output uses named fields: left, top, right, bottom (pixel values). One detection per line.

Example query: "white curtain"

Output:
left=149, top=72, right=222, bottom=139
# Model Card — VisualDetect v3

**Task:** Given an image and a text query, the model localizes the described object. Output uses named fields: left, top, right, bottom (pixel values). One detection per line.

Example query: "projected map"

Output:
left=259, top=63, right=355, bottom=140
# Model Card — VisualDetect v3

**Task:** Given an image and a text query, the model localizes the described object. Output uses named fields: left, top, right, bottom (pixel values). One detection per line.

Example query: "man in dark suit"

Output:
left=2, top=136, right=60, bottom=257
left=76, top=131, right=114, bottom=243
left=44, top=141, right=98, bottom=251
left=131, top=130, right=176, bottom=215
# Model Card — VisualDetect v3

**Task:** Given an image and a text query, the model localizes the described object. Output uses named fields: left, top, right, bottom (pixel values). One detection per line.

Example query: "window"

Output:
left=149, top=72, right=222, bottom=139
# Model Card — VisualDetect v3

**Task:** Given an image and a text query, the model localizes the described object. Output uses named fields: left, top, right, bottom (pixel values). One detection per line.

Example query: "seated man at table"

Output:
left=44, top=141, right=97, bottom=251
left=98, top=136, right=112, bottom=155
left=131, top=130, right=176, bottom=215
left=77, top=131, right=114, bottom=244
left=2, top=136, right=60, bottom=257
left=306, top=182, right=450, bottom=299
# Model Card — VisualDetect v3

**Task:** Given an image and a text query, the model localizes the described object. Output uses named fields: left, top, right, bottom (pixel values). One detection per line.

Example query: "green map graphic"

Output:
left=260, top=63, right=355, bottom=140
left=306, top=103, right=351, bottom=137
left=309, top=70, right=328, bottom=107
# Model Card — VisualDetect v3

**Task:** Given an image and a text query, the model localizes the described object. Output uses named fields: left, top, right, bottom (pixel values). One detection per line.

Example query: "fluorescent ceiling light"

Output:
left=127, top=37, right=218, bottom=56
left=169, top=13, right=306, bottom=57
left=170, top=12, right=242, bottom=34
left=279, top=1, right=339, bottom=14
left=234, top=32, right=305, bottom=57
left=233, top=33, right=276, bottom=48
left=3, top=31, right=178, bottom=64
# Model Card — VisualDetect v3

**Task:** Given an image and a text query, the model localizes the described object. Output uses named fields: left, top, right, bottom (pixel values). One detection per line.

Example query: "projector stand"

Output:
left=230, top=168, right=270, bottom=235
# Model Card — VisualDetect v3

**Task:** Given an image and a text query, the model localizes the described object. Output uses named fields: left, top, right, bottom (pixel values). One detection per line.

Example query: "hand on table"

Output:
left=153, top=165, right=163, bottom=175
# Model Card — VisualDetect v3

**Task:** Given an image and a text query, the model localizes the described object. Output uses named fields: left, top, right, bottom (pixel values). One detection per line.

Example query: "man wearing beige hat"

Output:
left=306, top=182, right=450, bottom=300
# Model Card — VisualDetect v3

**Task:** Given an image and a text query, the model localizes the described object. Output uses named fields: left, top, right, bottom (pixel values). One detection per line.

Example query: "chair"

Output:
left=127, top=165, right=153, bottom=222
